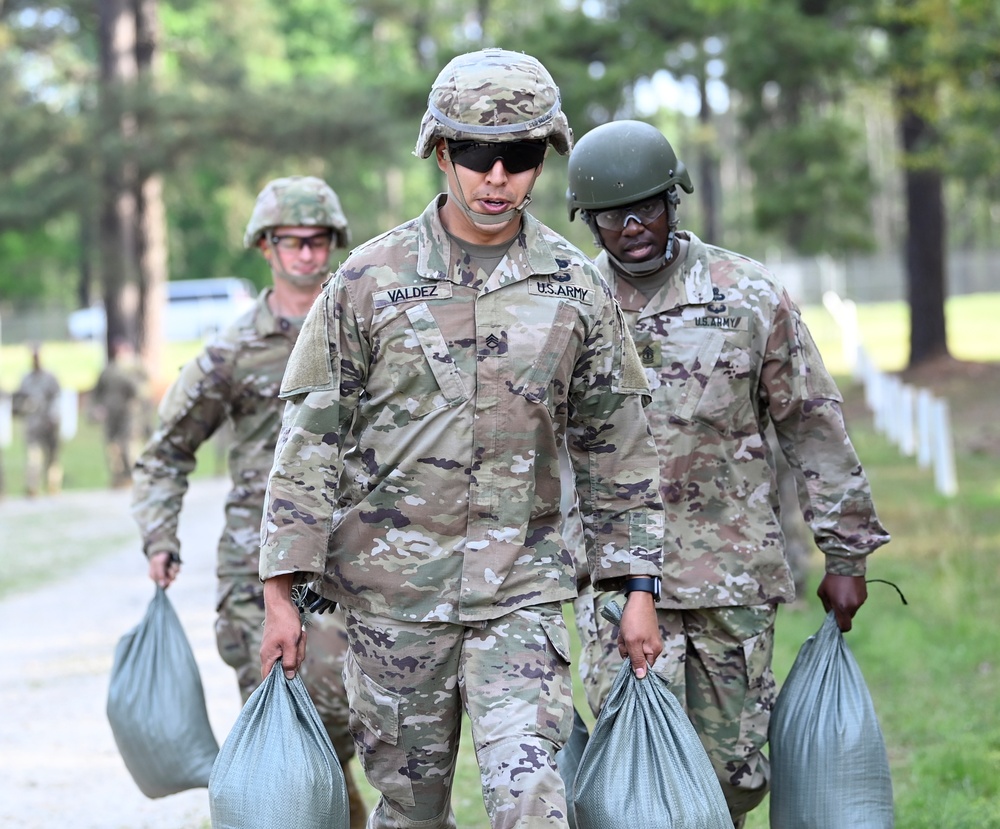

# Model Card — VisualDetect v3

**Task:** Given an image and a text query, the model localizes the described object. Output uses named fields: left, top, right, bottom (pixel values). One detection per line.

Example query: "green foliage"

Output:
left=2, top=0, right=1000, bottom=344
left=748, top=114, right=875, bottom=254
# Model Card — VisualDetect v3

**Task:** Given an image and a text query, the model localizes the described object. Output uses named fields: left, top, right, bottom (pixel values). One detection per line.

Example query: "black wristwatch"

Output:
left=623, top=576, right=661, bottom=602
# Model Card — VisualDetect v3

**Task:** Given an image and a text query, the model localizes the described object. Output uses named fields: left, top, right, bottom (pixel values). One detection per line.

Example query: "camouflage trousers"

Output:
left=575, top=588, right=775, bottom=824
left=344, top=603, right=575, bottom=829
left=103, top=432, right=139, bottom=488
left=215, top=581, right=355, bottom=763
left=25, top=434, right=61, bottom=496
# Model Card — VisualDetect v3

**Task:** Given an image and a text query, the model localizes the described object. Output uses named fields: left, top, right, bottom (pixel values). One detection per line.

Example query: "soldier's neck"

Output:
left=270, top=280, right=323, bottom=320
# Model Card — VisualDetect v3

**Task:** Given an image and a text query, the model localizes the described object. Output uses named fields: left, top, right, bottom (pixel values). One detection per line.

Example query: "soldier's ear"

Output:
left=436, top=140, right=450, bottom=171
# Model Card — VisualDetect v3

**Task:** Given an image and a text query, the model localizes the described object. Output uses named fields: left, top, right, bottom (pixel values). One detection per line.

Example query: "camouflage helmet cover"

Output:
left=566, top=120, right=694, bottom=220
left=243, top=176, right=351, bottom=249
left=414, top=48, right=573, bottom=159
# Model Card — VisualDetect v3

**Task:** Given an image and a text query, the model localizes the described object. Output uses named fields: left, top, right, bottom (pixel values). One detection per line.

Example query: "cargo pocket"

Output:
left=344, top=649, right=414, bottom=807
left=534, top=606, right=575, bottom=746
left=737, top=611, right=777, bottom=755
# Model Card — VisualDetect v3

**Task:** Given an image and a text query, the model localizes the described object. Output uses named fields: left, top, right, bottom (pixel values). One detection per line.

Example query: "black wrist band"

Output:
left=624, top=576, right=661, bottom=602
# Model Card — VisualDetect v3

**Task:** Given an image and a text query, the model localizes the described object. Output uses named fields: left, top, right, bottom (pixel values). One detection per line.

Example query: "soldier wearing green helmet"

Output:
left=132, top=175, right=368, bottom=827
left=258, top=50, right=665, bottom=829
left=567, top=120, right=890, bottom=828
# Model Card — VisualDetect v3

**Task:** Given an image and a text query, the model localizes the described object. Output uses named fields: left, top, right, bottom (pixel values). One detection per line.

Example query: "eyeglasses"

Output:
left=446, top=140, right=547, bottom=174
left=268, top=232, right=334, bottom=252
left=592, top=198, right=667, bottom=231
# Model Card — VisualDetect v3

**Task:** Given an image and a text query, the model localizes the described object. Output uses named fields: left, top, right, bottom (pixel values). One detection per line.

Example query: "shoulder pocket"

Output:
left=280, top=297, right=338, bottom=398
left=613, top=303, right=651, bottom=396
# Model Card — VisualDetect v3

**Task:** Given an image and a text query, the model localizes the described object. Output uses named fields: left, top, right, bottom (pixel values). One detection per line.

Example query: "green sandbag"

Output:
left=555, top=708, right=590, bottom=829
left=209, top=660, right=348, bottom=829
left=106, top=586, right=220, bottom=798
left=573, top=602, right=732, bottom=829
left=768, top=611, right=894, bottom=829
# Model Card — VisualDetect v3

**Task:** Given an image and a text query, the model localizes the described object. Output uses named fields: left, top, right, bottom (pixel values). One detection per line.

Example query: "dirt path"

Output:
left=0, top=477, right=242, bottom=829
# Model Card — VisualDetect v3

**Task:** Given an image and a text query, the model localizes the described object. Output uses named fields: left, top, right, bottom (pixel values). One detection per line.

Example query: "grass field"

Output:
left=2, top=293, right=999, bottom=828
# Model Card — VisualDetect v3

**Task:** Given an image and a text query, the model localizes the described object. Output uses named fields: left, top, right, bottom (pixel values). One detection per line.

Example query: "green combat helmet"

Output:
left=567, top=120, right=694, bottom=277
left=414, top=47, right=573, bottom=160
left=243, top=176, right=350, bottom=250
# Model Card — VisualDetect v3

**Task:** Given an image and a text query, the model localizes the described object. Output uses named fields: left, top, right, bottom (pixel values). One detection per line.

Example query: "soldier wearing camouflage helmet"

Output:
left=566, top=120, right=890, bottom=828
left=259, top=50, right=666, bottom=829
left=132, top=175, right=368, bottom=827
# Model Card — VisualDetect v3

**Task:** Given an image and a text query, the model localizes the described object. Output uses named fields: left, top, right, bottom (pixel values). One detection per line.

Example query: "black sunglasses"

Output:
left=446, top=140, right=547, bottom=174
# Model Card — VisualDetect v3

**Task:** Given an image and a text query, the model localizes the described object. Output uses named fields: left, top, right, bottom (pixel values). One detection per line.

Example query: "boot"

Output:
left=344, top=762, right=368, bottom=829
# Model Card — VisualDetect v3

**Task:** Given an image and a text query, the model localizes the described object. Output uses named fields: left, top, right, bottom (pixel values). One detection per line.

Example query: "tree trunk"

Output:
left=890, top=6, right=950, bottom=368
left=134, top=0, right=168, bottom=393
left=898, top=99, right=949, bottom=367
left=98, top=0, right=139, bottom=360
left=697, top=65, right=719, bottom=246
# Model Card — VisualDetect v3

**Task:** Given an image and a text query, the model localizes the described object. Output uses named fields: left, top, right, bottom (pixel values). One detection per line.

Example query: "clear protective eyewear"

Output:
left=268, top=232, right=334, bottom=253
left=592, top=198, right=667, bottom=231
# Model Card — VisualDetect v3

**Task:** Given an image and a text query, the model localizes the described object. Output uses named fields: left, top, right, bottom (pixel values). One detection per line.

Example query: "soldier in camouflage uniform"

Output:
left=131, top=176, right=368, bottom=828
left=90, top=337, right=148, bottom=488
left=259, top=50, right=665, bottom=829
left=13, top=346, right=62, bottom=497
left=565, top=121, right=891, bottom=828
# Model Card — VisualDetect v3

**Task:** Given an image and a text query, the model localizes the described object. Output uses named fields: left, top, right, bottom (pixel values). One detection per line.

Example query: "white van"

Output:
left=68, top=277, right=257, bottom=342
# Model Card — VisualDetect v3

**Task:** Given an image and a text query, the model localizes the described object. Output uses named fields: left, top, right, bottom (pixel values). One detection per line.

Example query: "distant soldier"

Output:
left=13, top=345, right=62, bottom=497
left=131, top=176, right=367, bottom=828
left=90, top=337, right=148, bottom=488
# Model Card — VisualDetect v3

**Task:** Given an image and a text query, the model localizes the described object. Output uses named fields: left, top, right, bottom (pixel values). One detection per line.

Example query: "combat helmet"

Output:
left=243, top=176, right=350, bottom=250
left=414, top=48, right=573, bottom=159
left=567, top=120, right=693, bottom=277
left=567, top=120, right=693, bottom=221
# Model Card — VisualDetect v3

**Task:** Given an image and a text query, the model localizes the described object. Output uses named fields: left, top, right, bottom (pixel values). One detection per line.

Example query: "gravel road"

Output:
left=0, top=477, right=242, bottom=829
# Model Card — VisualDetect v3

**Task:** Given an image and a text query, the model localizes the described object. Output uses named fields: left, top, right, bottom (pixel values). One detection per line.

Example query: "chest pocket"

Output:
left=513, top=301, right=578, bottom=405
left=382, top=303, right=469, bottom=421
left=656, top=324, right=754, bottom=435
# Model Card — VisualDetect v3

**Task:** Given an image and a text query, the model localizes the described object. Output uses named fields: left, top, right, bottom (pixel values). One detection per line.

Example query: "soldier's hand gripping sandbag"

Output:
left=106, top=586, right=219, bottom=797
left=768, top=611, right=894, bottom=829
left=573, top=602, right=732, bottom=829
left=209, top=660, right=349, bottom=829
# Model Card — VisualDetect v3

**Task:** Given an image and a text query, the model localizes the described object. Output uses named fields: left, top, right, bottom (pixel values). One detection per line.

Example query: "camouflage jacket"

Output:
left=14, top=369, right=61, bottom=442
left=91, top=362, right=145, bottom=439
left=132, top=289, right=300, bottom=587
left=597, top=231, right=889, bottom=609
left=261, top=196, right=665, bottom=624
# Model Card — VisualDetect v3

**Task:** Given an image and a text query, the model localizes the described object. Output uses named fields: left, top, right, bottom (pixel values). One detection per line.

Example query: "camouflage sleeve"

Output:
left=765, top=295, right=890, bottom=575
left=259, top=277, right=360, bottom=582
left=566, top=285, right=664, bottom=592
left=130, top=345, right=233, bottom=558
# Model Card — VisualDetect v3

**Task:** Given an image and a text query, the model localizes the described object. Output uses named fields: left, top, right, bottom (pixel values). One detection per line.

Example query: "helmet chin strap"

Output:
left=590, top=194, right=680, bottom=278
left=445, top=156, right=540, bottom=228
